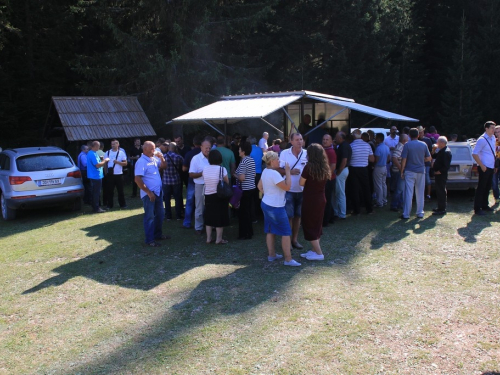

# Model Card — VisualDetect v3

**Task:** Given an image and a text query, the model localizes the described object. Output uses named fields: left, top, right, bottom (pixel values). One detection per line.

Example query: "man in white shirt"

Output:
left=472, top=121, right=497, bottom=215
left=104, top=139, right=128, bottom=209
left=189, top=140, right=211, bottom=233
left=384, top=126, right=399, bottom=151
left=278, top=133, right=307, bottom=249
left=259, top=132, right=269, bottom=153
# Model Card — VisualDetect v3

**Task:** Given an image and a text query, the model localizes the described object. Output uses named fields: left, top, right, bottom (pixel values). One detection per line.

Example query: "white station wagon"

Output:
left=0, top=147, right=84, bottom=220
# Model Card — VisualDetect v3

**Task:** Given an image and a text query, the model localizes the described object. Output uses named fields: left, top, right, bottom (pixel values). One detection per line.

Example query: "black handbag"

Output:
left=216, top=167, right=233, bottom=199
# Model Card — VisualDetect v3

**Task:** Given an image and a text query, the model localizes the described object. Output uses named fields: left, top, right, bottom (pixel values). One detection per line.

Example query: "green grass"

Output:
left=1, top=188, right=500, bottom=374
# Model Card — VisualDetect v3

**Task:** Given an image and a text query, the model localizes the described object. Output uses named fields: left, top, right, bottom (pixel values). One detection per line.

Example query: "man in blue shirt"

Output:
left=472, top=121, right=497, bottom=215
left=400, top=128, right=432, bottom=219
left=373, top=133, right=391, bottom=207
left=87, top=141, right=109, bottom=213
left=135, top=141, right=168, bottom=246
left=249, top=136, right=263, bottom=220
left=77, top=144, right=91, bottom=205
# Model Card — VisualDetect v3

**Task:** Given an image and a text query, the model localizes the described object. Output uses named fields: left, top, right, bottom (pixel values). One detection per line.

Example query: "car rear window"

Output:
left=16, top=153, right=74, bottom=172
left=449, top=146, right=471, bottom=161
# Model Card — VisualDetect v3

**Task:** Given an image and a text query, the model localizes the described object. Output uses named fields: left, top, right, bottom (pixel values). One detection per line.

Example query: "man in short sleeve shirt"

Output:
left=278, top=132, right=307, bottom=249
left=87, top=140, right=110, bottom=213
left=400, top=128, right=432, bottom=219
left=189, top=140, right=211, bottom=233
left=349, top=129, right=374, bottom=215
left=472, top=121, right=497, bottom=215
left=135, top=141, right=168, bottom=246
left=334, top=131, right=351, bottom=219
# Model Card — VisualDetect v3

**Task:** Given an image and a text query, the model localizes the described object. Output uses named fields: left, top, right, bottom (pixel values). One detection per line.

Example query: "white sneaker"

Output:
left=284, top=259, right=301, bottom=267
left=300, top=250, right=315, bottom=258
left=268, top=254, right=284, bottom=262
left=306, top=253, right=324, bottom=261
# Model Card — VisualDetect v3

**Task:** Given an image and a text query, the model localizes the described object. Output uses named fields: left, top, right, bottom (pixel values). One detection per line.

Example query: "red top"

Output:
left=324, top=147, right=337, bottom=179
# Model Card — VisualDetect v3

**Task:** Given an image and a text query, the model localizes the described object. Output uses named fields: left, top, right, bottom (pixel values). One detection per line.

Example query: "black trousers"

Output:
left=238, top=189, right=254, bottom=239
left=90, top=178, right=102, bottom=212
left=104, top=173, right=126, bottom=208
left=435, top=173, right=448, bottom=211
left=323, top=179, right=335, bottom=225
left=349, top=166, right=373, bottom=214
left=474, top=167, right=494, bottom=212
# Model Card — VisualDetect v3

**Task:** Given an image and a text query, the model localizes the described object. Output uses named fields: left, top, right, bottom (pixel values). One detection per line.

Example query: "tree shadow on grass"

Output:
left=20, top=215, right=344, bottom=373
left=64, top=262, right=320, bottom=374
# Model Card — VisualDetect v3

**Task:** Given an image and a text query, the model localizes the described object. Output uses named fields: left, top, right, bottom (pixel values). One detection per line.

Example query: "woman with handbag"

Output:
left=258, top=151, right=301, bottom=266
left=234, top=141, right=256, bottom=240
left=202, top=150, right=230, bottom=244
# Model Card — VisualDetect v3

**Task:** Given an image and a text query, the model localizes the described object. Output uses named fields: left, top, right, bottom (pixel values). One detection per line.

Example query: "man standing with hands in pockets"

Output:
left=278, top=132, right=307, bottom=249
left=135, top=141, right=169, bottom=247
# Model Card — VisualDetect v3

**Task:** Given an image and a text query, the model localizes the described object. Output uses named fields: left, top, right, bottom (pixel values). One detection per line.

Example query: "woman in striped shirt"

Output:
left=234, top=141, right=256, bottom=240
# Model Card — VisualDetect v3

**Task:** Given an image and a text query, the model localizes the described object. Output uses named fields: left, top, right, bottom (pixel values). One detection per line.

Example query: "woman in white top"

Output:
left=258, top=152, right=301, bottom=266
left=202, top=150, right=230, bottom=244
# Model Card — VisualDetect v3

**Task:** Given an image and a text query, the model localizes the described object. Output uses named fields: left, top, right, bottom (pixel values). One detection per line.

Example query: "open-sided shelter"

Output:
left=170, top=91, right=419, bottom=138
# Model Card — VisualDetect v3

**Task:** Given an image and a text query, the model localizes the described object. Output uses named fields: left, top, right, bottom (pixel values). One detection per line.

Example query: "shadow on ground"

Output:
left=457, top=213, right=499, bottom=243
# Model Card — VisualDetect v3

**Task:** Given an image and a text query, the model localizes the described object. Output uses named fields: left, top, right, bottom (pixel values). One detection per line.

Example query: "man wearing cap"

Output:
left=472, top=121, right=497, bottom=215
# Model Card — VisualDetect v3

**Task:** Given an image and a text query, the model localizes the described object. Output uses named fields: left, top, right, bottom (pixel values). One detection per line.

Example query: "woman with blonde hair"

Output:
left=258, top=151, right=301, bottom=266
left=299, top=143, right=331, bottom=260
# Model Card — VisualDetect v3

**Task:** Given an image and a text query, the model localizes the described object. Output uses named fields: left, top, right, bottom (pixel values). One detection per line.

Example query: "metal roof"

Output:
left=172, top=91, right=418, bottom=125
left=173, top=95, right=302, bottom=124
left=307, top=95, right=419, bottom=122
left=52, top=96, right=156, bottom=141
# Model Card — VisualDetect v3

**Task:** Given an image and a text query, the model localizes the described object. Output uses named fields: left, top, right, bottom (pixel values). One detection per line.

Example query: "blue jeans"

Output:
left=163, top=183, right=183, bottom=219
left=142, top=191, right=165, bottom=244
left=492, top=171, right=499, bottom=200
left=334, top=167, right=349, bottom=218
left=183, top=181, right=195, bottom=228
left=403, top=171, right=425, bottom=218
left=390, top=172, right=405, bottom=209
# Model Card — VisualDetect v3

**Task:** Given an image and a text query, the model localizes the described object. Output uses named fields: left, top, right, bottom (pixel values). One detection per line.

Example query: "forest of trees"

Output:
left=1, top=0, right=500, bottom=147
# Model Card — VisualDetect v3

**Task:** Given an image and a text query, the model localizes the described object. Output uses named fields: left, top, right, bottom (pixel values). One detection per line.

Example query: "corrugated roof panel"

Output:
left=51, top=97, right=156, bottom=141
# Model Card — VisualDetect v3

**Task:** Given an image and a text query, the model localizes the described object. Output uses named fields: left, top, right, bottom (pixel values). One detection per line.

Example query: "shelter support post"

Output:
left=202, top=120, right=224, bottom=136
left=360, top=117, right=380, bottom=128
left=304, top=108, right=347, bottom=136
left=282, top=107, right=299, bottom=134
left=260, top=118, right=284, bottom=134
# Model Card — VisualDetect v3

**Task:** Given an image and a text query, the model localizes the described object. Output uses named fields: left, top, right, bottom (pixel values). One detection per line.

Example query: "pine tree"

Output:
left=476, top=0, right=500, bottom=122
left=439, top=14, right=482, bottom=137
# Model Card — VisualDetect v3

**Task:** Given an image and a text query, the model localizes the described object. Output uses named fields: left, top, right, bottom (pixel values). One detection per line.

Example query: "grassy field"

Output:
left=1, top=187, right=499, bottom=375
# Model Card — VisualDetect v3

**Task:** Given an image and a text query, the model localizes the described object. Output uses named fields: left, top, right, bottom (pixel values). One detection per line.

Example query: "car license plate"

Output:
left=39, top=178, right=62, bottom=186
left=449, top=166, right=458, bottom=172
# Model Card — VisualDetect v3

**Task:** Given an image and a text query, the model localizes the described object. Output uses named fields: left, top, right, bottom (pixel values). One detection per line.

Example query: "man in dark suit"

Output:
left=431, top=136, right=452, bottom=215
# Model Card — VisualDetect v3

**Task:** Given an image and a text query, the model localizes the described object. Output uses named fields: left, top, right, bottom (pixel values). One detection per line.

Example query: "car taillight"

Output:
left=9, top=176, right=32, bottom=185
left=67, top=171, right=82, bottom=178
left=471, top=164, right=479, bottom=177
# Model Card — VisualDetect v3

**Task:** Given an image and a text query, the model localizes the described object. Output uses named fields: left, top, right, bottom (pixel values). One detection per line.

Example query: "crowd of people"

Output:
left=77, top=118, right=499, bottom=266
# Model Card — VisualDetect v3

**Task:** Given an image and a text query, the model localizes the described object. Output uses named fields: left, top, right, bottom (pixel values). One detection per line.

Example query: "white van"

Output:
left=357, top=128, right=392, bottom=140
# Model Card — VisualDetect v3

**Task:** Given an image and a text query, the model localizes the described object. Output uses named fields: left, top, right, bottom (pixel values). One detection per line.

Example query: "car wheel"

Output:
left=1, top=192, right=16, bottom=221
